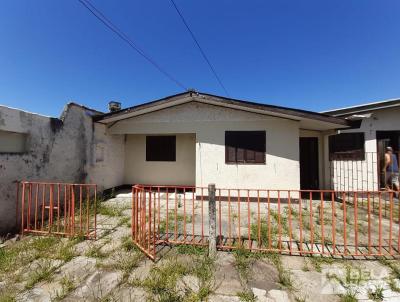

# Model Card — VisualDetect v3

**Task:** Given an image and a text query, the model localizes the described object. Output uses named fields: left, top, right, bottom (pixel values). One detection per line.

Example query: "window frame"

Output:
left=328, top=132, right=365, bottom=161
left=146, top=135, right=176, bottom=162
left=0, top=130, right=29, bottom=154
left=225, top=131, right=266, bottom=165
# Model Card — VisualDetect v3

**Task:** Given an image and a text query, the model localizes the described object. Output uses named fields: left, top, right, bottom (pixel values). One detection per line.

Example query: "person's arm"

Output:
left=384, top=153, right=391, bottom=171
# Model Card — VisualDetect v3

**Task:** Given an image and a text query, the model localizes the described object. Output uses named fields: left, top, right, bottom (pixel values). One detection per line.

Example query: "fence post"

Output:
left=208, top=183, right=217, bottom=257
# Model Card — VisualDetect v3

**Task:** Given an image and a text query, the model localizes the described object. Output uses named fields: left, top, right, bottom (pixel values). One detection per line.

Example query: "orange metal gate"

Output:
left=132, top=185, right=157, bottom=260
left=17, top=181, right=97, bottom=239
left=132, top=184, right=400, bottom=261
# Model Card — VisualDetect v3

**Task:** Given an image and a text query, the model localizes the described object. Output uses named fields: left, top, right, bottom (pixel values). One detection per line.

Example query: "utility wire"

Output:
left=78, top=0, right=188, bottom=90
left=170, top=0, right=229, bottom=96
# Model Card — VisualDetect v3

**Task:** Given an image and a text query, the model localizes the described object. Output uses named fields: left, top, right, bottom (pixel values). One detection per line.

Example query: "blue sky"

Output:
left=0, top=0, right=399, bottom=117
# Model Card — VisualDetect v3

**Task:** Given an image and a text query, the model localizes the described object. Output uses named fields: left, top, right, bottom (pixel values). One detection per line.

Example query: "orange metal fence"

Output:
left=17, top=181, right=97, bottom=239
left=132, top=185, right=400, bottom=260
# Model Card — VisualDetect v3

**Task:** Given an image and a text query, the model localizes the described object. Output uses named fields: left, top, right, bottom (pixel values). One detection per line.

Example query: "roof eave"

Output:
left=94, top=91, right=350, bottom=128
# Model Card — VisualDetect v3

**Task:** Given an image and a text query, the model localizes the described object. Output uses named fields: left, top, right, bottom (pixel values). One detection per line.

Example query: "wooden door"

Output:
left=299, top=137, right=319, bottom=190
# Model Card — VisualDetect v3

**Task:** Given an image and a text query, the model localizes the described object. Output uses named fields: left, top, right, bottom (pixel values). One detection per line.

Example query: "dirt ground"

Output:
left=1, top=193, right=400, bottom=302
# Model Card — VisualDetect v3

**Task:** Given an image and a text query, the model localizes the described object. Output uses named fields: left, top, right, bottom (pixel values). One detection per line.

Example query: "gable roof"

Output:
left=321, top=98, right=400, bottom=117
left=94, top=91, right=350, bottom=130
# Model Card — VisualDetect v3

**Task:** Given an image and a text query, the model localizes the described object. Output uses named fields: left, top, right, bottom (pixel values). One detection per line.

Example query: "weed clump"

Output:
left=25, top=260, right=56, bottom=289
left=368, top=285, right=384, bottom=301
left=237, top=290, right=256, bottom=302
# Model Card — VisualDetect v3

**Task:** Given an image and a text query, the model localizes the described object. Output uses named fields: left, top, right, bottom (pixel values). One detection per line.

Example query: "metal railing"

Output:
left=329, top=151, right=399, bottom=192
left=132, top=185, right=400, bottom=260
left=17, top=181, right=97, bottom=239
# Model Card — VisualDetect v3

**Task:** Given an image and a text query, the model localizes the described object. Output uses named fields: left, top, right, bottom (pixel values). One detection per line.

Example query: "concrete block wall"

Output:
left=0, top=104, right=124, bottom=235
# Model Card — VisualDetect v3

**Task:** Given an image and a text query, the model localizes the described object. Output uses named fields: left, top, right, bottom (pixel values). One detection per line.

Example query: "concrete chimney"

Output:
left=108, top=101, right=121, bottom=112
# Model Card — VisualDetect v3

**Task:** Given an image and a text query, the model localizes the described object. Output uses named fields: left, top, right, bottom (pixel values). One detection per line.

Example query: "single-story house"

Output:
left=2, top=90, right=399, bottom=234
left=93, top=91, right=349, bottom=191
left=322, top=98, right=400, bottom=191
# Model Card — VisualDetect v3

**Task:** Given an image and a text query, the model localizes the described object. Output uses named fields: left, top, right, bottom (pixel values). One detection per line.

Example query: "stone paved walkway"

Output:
left=0, top=192, right=400, bottom=301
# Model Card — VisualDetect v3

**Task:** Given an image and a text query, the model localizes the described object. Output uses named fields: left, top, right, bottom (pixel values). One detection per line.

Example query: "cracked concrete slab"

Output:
left=213, top=252, right=244, bottom=296
left=65, top=270, right=122, bottom=301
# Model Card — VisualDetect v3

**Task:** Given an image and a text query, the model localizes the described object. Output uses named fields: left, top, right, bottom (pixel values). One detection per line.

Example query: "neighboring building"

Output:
left=0, top=103, right=124, bottom=234
left=322, top=98, right=400, bottom=191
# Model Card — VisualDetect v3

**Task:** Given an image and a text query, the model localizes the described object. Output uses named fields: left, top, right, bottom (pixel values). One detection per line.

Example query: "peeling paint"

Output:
left=0, top=104, right=125, bottom=235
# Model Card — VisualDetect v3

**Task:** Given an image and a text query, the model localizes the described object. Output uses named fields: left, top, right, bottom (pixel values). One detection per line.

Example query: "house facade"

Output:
left=322, top=99, right=400, bottom=191
left=94, top=91, right=349, bottom=191
left=5, top=91, right=400, bottom=234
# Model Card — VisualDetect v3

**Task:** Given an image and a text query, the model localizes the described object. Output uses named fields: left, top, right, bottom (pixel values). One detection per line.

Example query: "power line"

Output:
left=78, top=0, right=188, bottom=91
left=169, top=0, right=229, bottom=96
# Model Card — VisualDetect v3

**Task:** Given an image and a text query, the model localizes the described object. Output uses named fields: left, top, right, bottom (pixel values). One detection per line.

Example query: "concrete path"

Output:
left=0, top=191, right=400, bottom=301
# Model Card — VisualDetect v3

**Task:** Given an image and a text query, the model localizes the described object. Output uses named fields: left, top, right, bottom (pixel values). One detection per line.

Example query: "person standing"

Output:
left=384, top=147, right=399, bottom=193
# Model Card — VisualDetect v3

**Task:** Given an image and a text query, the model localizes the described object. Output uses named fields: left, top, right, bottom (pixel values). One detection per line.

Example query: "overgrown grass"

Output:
left=294, top=295, right=307, bottom=302
left=368, top=285, right=384, bottom=301
left=232, top=246, right=294, bottom=292
left=138, top=259, right=190, bottom=301
left=262, top=252, right=294, bottom=290
left=0, top=287, right=17, bottom=302
left=326, top=264, right=369, bottom=302
left=379, top=258, right=400, bottom=279
left=233, top=247, right=259, bottom=282
left=52, top=275, right=76, bottom=301
left=85, top=245, right=108, bottom=259
left=270, top=209, right=290, bottom=237
left=119, top=216, right=131, bottom=227
left=237, top=290, right=256, bottom=302
left=0, top=236, right=62, bottom=280
left=53, top=242, right=76, bottom=262
left=277, top=267, right=293, bottom=289
left=31, top=237, right=59, bottom=252
left=189, top=255, right=216, bottom=301
left=158, top=211, right=193, bottom=234
left=133, top=248, right=215, bottom=302
left=176, top=245, right=207, bottom=256
left=339, top=290, right=358, bottom=302
left=97, top=238, right=142, bottom=280
left=388, top=278, right=400, bottom=292
left=0, top=245, right=21, bottom=276
left=97, top=203, right=129, bottom=217
left=112, top=252, right=142, bottom=280
left=308, top=255, right=335, bottom=272
left=250, top=218, right=278, bottom=247
left=121, top=236, right=136, bottom=252
left=25, top=260, right=56, bottom=289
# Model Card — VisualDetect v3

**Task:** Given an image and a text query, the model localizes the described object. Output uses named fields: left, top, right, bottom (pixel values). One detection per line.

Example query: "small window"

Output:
left=329, top=132, right=365, bottom=160
left=0, top=130, right=28, bottom=153
left=146, top=136, right=176, bottom=161
left=95, top=144, right=104, bottom=162
left=225, top=131, right=266, bottom=164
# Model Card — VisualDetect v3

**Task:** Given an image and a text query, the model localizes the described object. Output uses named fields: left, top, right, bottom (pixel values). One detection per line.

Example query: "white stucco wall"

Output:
left=323, top=106, right=400, bottom=191
left=0, top=104, right=125, bottom=234
left=124, top=134, right=196, bottom=186
left=110, top=101, right=301, bottom=191
left=86, top=123, right=125, bottom=189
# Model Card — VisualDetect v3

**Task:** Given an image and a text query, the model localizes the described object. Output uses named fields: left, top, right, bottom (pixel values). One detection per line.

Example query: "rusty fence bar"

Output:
left=132, top=185, right=400, bottom=260
left=132, top=185, right=207, bottom=260
left=18, top=181, right=97, bottom=239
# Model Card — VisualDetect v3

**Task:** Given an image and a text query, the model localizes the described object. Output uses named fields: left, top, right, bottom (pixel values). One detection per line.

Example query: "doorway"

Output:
left=376, top=131, right=400, bottom=188
left=299, top=137, right=319, bottom=190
